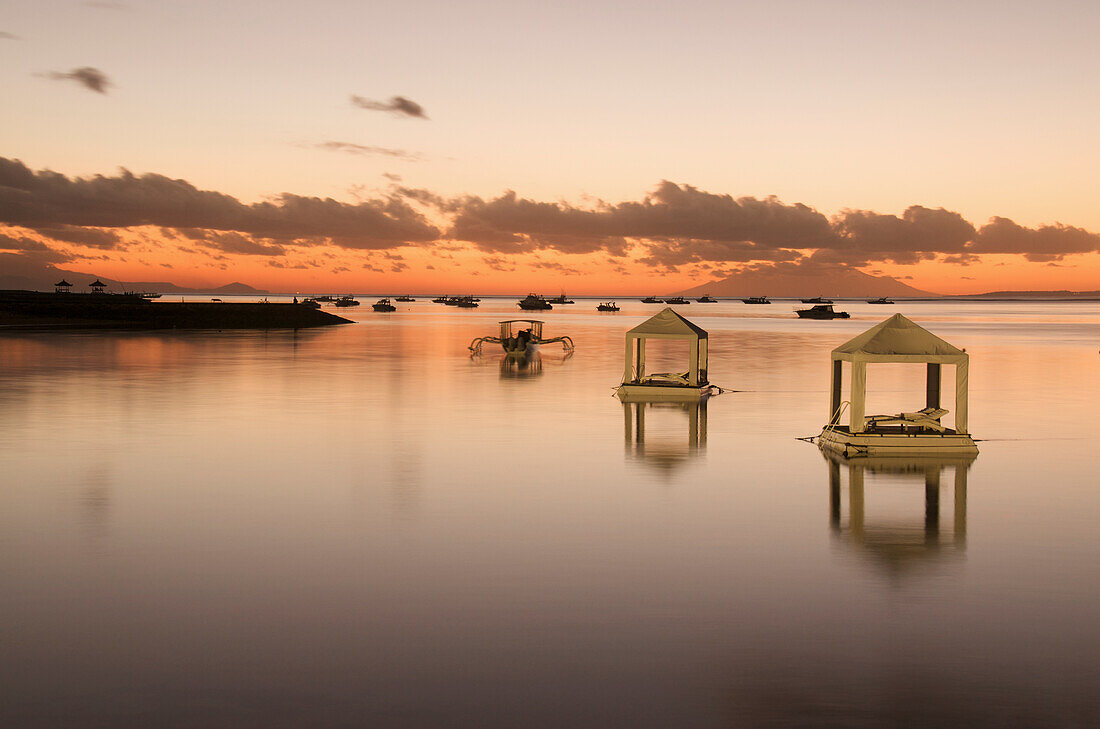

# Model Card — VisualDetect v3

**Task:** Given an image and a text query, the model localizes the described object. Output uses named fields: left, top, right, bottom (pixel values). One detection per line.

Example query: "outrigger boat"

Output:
left=469, top=320, right=575, bottom=357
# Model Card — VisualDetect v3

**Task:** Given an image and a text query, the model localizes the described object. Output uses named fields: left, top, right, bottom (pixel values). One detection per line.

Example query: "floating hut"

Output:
left=617, top=308, right=709, bottom=401
left=819, top=313, right=976, bottom=456
left=54, top=279, right=72, bottom=294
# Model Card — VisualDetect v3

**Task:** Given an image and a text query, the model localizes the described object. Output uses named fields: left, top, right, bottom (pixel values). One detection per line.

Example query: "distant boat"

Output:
left=547, top=292, right=574, bottom=304
left=454, top=296, right=479, bottom=308
left=395, top=295, right=415, bottom=302
left=801, top=296, right=834, bottom=304
left=796, top=304, right=850, bottom=319
left=432, top=295, right=449, bottom=303
left=741, top=296, right=771, bottom=304
left=867, top=297, right=895, bottom=304
left=372, top=298, right=397, bottom=312
left=697, top=295, right=718, bottom=303
left=641, top=296, right=663, bottom=303
left=211, top=298, right=223, bottom=302
left=139, top=292, right=162, bottom=299
left=518, top=293, right=552, bottom=311
left=315, top=295, right=336, bottom=303
left=597, top=301, right=620, bottom=312
left=334, top=295, right=360, bottom=307
left=300, top=298, right=321, bottom=308
left=663, top=297, right=690, bottom=305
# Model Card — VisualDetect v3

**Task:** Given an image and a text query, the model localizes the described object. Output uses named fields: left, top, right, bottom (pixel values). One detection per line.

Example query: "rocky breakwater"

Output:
left=0, top=291, right=352, bottom=329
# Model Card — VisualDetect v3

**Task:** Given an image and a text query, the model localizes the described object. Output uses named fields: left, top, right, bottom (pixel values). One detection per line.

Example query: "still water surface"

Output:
left=2, top=300, right=1099, bottom=727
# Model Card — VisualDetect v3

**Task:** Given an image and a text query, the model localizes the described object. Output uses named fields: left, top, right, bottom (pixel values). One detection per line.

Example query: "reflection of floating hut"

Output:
left=617, top=308, right=710, bottom=401
left=824, top=449, right=974, bottom=578
left=819, top=314, right=977, bottom=456
left=623, top=399, right=707, bottom=473
left=54, top=279, right=72, bottom=294
left=89, top=279, right=107, bottom=294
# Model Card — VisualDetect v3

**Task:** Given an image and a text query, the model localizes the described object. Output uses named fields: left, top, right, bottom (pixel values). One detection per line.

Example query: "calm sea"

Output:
left=2, top=299, right=1099, bottom=728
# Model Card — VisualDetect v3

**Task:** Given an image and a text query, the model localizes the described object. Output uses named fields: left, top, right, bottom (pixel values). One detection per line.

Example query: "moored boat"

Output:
left=597, top=301, right=620, bottom=312
left=469, top=319, right=574, bottom=356
left=663, top=297, right=690, bottom=304
left=741, top=296, right=771, bottom=304
left=801, top=296, right=834, bottom=304
left=867, top=297, right=895, bottom=304
left=372, top=298, right=396, bottom=312
left=334, top=295, right=360, bottom=307
left=796, top=304, right=849, bottom=319
left=641, top=296, right=663, bottom=303
left=547, top=292, right=574, bottom=304
left=518, top=293, right=553, bottom=311
left=395, top=295, right=415, bottom=302
left=697, top=295, right=718, bottom=303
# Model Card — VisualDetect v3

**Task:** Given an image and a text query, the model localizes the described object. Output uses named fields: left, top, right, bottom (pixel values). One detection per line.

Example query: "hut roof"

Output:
left=832, top=314, right=965, bottom=363
left=90, top=279, right=107, bottom=286
left=627, top=307, right=708, bottom=339
left=55, top=280, right=72, bottom=286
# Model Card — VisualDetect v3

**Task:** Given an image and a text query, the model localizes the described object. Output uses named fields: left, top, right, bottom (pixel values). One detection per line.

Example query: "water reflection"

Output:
left=622, top=398, right=707, bottom=473
left=824, top=449, right=975, bottom=578
left=498, top=352, right=543, bottom=378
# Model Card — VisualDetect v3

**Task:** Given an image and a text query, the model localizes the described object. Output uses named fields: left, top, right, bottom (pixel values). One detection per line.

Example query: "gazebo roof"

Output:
left=55, top=280, right=72, bottom=286
left=627, top=307, right=708, bottom=339
left=832, top=314, right=965, bottom=363
left=90, top=279, right=107, bottom=286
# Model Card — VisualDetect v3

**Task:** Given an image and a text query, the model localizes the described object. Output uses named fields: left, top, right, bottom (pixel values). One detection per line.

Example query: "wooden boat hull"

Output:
left=818, top=428, right=978, bottom=457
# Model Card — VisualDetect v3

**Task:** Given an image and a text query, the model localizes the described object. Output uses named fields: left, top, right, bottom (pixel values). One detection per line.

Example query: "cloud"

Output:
left=350, top=95, right=428, bottom=119
left=0, top=156, right=440, bottom=250
left=446, top=182, right=833, bottom=258
left=42, top=67, right=112, bottom=93
left=967, top=217, right=1100, bottom=261
left=27, top=224, right=122, bottom=248
left=310, top=141, right=421, bottom=161
left=828, top=206, right=975, bottom=265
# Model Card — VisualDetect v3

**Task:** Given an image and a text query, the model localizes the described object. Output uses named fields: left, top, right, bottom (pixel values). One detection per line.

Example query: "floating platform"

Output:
left=616, top=383, right=712, bottom=402
left=818, top=426, right=978, bottom=457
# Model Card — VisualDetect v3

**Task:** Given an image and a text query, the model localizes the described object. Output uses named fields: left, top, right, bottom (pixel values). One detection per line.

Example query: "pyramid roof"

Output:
left=626, top=307, right=708, bottom=339
left=832, top=314, right=966, bottom=363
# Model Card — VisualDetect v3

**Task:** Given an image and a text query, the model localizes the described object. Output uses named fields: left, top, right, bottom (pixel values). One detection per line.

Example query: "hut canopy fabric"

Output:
left=626, top=308, right=708, bottom=339
left=832, top=313, right=965, bottom=363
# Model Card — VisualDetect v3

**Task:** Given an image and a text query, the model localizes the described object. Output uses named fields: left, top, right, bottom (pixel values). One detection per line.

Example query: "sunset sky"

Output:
left=3, top=0, right=1099, bottom=294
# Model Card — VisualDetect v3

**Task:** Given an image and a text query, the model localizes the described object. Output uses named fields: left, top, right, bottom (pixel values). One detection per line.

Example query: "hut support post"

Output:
left=926, top=363, right=941, bottom=410
left=955, top=359, right=969, bottom=434
left=688, top=337, right=699, bottom=386
left=849, top=360, right=867, bottom=433
left=830, top=359, right=843, bottom=424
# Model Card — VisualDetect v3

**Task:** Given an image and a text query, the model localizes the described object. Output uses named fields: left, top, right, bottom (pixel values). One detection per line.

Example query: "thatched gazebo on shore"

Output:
left=89, top=279, right=107, bottom=294
left=54, top=279, right=72, bottom=293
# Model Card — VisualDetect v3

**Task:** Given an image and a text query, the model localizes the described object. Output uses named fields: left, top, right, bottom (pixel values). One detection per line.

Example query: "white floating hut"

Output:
left=818, top=313, right=977, bottom=456
left=617, top=307, right=710, bottom=401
